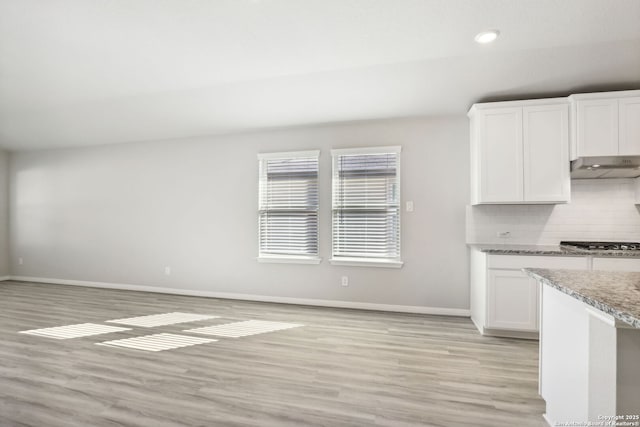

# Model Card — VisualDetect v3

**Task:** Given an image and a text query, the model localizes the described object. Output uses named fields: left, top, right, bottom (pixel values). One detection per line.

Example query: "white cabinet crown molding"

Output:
left=468, top=97, right=569, bottom=117
left=568, top=89, right=640, bottom=102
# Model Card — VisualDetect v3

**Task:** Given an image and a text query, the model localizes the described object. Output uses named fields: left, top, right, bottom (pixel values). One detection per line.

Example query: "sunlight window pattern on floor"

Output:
left=97, top=333, right=216, bottom=352
left=184, top=320, right=303, bottom=338
left=19, top=323, right=130, bottom=339
left=106, top=312, right=219, bottom=327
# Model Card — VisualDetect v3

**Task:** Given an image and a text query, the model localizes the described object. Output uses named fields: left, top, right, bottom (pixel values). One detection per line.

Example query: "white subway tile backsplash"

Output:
left=467, top=179, right=640, bottom=245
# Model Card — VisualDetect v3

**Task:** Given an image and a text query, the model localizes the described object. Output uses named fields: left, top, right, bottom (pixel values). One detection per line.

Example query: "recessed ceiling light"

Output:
left=475, top=30, right=500, bottom=44
left=592, top=164, right=601, bottom=168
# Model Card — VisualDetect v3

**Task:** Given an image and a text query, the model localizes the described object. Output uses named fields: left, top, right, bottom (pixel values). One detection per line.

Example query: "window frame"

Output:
left=257, top=150, right=321, bottom=265
left=329, top=146, right=403, bottom=268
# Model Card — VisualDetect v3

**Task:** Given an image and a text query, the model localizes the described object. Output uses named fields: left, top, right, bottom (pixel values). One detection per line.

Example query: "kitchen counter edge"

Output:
left=524, top=268, right=640, bottom=329
left=468, top=244, right=640, bottom=258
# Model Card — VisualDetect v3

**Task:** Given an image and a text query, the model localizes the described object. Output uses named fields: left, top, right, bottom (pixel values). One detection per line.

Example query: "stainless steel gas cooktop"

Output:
left=560, top=241, right=640, bottom=251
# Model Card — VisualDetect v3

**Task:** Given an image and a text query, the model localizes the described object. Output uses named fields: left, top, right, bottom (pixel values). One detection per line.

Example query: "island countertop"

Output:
left=524, top=268, right=640, bottom=329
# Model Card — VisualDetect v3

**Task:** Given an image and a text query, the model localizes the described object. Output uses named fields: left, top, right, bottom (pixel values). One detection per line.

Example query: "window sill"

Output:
left=329, top=258, right=404, bottom=268
left=257, top=256, right=322, bottom=265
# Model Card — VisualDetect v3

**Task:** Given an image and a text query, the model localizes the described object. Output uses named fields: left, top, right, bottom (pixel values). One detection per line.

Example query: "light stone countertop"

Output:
left=468, top=244, right=571, bottom=255
left=524, top=268, right=640, bottom=329
left=469, top=243, right=640, bottom=258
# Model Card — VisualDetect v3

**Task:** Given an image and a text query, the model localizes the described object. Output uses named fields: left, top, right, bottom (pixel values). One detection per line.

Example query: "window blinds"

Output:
left=332, top=147, right=401, bottom=260
left=258, top=151, right=319, bottom=258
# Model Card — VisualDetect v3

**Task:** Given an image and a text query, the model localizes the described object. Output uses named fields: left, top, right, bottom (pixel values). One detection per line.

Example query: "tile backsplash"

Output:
left=466, top=179, right=640, bottom=244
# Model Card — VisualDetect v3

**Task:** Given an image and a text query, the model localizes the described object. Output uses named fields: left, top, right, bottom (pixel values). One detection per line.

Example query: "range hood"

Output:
left=570, top=156, right=640, bottom=179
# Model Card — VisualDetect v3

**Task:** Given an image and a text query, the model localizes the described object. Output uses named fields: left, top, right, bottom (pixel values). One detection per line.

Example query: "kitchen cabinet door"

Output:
left=523, top=104, right=570, bottom=202
left=487, top=269, right=538, bottom=331
left=478, top=107, right=523, bottom=203
left=576, top=98, right=618, bottom=156
left=619, top=96, right=640, bottom=155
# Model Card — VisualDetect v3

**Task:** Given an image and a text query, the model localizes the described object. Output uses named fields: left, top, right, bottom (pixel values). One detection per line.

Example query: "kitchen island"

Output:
left=525, top=269, right=640, bottom=427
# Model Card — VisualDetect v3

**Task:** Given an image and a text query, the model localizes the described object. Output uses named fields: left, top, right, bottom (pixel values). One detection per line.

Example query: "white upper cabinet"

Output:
left=619, top=96, right=640, bottom=155
left=576, top=98, right=618, bottom=156
left=523, top=104, right=570, bottom=202
left=571, top=90, right=640, bottom=158
left=478, top=107, right=523, bottom=203
left=469, top=99, right=570, bottom=205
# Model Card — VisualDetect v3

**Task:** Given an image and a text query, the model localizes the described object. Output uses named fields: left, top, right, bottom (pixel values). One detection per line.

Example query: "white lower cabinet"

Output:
left=487, top=270, right=538, bottom=331
left=470, top=250, right=589, bottom=338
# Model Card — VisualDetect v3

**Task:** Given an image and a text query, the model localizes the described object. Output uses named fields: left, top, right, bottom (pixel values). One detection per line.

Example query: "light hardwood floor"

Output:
left=0, top=281, right=546, bottom=427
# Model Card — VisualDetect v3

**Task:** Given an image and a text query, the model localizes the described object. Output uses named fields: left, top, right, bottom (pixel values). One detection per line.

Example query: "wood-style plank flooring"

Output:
left=0, top=281, right=546, bottom=426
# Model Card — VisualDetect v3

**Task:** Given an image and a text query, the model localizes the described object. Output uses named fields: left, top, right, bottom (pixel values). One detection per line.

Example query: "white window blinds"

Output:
left=258, top=151, right=319, bottom=259
left=331, top=147, right=401, bottom=261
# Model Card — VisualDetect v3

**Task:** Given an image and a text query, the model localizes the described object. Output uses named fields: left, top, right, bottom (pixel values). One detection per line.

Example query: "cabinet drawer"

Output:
left=487, top=255, right=588, bottom=270
left=592, top=257, right=640, bottom=272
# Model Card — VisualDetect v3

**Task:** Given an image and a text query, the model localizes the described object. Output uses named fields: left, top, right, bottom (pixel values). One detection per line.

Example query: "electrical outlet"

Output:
left=18, top=257, right=23, bottom=265
left=341, top=276, right=349, bottom=287
left=496, top=231, right=511, bottom=238
left=164, top=266, right=171, bottom=276
left=406, top=201, right=414, bottom=212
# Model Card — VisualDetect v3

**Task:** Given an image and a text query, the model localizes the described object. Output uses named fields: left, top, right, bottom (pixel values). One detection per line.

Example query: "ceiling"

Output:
left=0, top=0, right=639, bottom=151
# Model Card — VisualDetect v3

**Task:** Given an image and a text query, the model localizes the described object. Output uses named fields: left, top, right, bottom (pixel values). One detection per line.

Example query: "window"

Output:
left=258, top=151, right=320, bottom=264
left=331, top=146, right=402, bottom=268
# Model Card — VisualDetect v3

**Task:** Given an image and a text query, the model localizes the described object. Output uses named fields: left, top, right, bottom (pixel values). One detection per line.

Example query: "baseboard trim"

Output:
left=481, top=327, right=539, bottom=340
left=470, top=315, right=483, bottom=333
left=0, top=276, right=10, bottom=281
left=470, top=316, right=538, bottom=340
left=8, top=275, right=470, bottom=317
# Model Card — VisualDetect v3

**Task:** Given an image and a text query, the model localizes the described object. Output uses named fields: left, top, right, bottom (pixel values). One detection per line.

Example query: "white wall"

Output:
left=0, top=149, right=9, bottom=276
left=467, top=179, right=640, bottom=244
left=9, top=117, right=470, bottom=311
